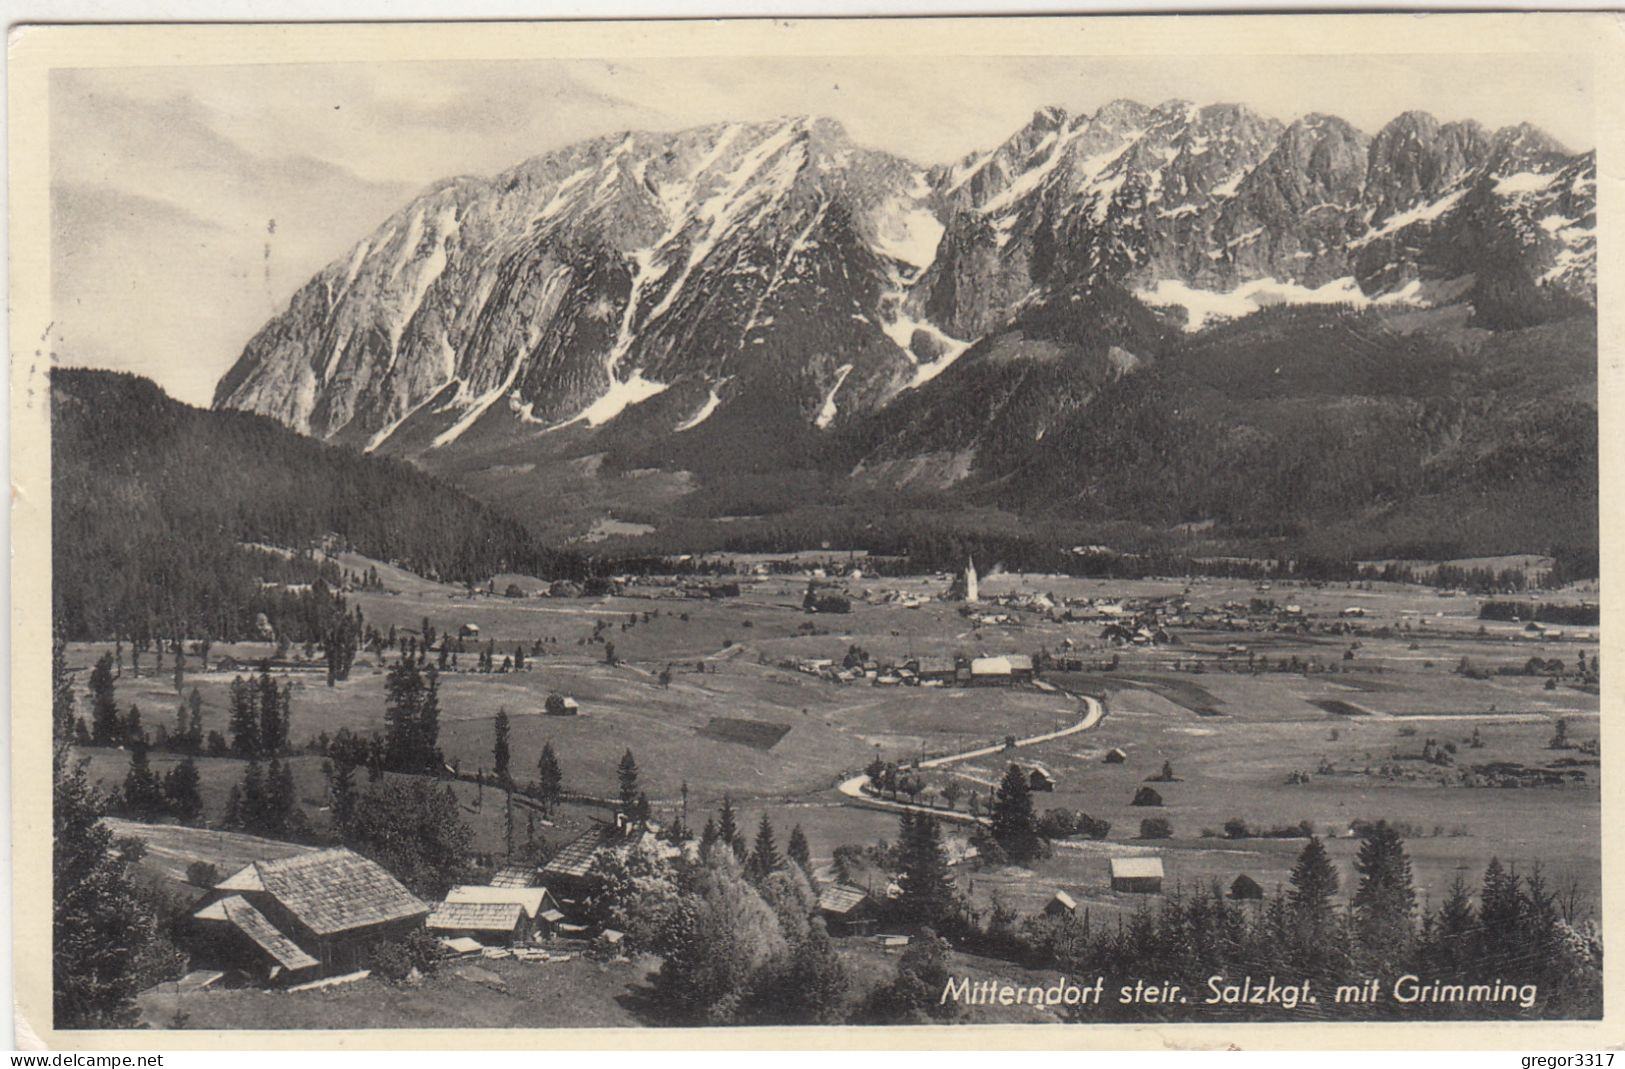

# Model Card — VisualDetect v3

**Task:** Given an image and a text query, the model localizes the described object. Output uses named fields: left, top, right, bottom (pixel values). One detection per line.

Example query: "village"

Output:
left=62, top=547, right=1602, bottom=1027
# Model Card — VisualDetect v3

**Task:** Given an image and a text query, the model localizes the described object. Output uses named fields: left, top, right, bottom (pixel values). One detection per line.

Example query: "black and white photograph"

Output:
left=12, top=12, right=1619, bottom=1047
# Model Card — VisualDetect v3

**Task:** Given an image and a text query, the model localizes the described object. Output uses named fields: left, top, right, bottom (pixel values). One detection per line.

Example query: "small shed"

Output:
left=544, top=694, right=579, bottom=716
left=459, top=624, right=481, bottom=638
left=1006, top=654, right=1035, bottom=681
left=1109, top=856, right=1164, bottom=894
left=1042, top=890, right=1077, bottom=917
left=1028, top=767, right=1056, bottom=792
left=817, top=884, right=877, bottom=936
left=917, top=657, right=957, bottom=682
left=1131, top=786, right=1163, bottom=807
left=1104, top=748, right=1127, bottom=764
left=1229, top=874, right=1264, bottom=901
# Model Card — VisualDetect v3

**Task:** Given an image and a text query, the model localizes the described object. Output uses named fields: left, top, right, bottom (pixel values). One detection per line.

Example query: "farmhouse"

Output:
left=189, top=848, right=428, bottom=984
left=817, top=884, right=877, bottom=936
left=1109, top=856, right=1164, bottom=894
left=540, top=820, right=634, bottom=900
left=1042, top=890, right=1077, bottom=917
left=426, top=885, right=564, bottom=945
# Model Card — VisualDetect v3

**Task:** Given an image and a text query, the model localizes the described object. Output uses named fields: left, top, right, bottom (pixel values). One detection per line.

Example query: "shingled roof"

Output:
left=426, top=901, right=526, bottom=933
left=195, top=894, right=320, bottom=972
left=817, top=884, right=870, bottom=915
left=540, top=823, right=623, bottom=881
left=216, top=847, right=427, bottom=936
left=444, top=885, right=557, bottom=919
left=488, top=865, right=540, bottom=889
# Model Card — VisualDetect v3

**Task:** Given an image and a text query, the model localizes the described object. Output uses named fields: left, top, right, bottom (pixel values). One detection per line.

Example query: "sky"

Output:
left=50, top=51, right=1594, bottom=406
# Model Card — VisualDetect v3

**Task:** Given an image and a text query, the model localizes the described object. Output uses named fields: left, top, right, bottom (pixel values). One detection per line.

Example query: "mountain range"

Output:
left=211, top=100, right=1597, bottom=559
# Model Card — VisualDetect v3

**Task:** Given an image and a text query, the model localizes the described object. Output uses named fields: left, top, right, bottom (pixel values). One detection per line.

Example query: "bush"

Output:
left=369, top=929, right=444, bottom=983
left=1138, top=817, right=1172, bottom=840
left=1222, top=817, right=1251, bottom=840
left=184, top=861, right=219, bottom=888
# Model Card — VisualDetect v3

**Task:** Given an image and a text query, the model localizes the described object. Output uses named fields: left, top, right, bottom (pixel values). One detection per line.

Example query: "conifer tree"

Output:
left=120, top=743, right=165, bottom=818
left=185, top=688, right=204, bottom=754
left=617, top=748, right=641, bottom=811
left=227, top=676, right=260, bottom=758
left=163, top=757, right=204, bottom=822
left=748, top=813, right=782, bottom=881
left=787, top=824, right=813, bottom=879
left=89, top=653, right=120, bottom=745
left=1352, top=820, right=1417, bottom=964
left=700, top=816, right=720, bottom=852
left=537, top=741, right=563, bottom=815
left=717, top=795, right=745, bottom=858
left=990, top=763, right=1041, bottom=861
left=257, top=662, right=282, bottom=757
left=895, top=811, right=960, bottom=928
left=53, top=747, right=152, bottom=1028
left=493, top=708, right=511, bottom=784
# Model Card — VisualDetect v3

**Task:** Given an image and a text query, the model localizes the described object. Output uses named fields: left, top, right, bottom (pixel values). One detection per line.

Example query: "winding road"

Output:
left=835, top=692, right=1106, bottom=825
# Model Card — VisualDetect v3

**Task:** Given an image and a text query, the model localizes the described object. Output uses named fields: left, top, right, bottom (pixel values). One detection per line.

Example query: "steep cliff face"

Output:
left=215, top=101, right=1595, bottom=474
left=215, top=118, right=944, bottom=451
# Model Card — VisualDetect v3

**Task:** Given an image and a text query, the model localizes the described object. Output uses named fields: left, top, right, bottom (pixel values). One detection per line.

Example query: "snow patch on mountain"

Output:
left=871, top=197, right=945, bottom=270
left=1136, top=276, right=1420, bottom=332
left=1356, top=189, right=1467, bottom=245
left=675, top=380, right=728, bottom=432
left=575, top=371, right=671, bottom=428
left=815, top=364, right=854, bottom=429
left=1493, top=171, right=1558, bottom=196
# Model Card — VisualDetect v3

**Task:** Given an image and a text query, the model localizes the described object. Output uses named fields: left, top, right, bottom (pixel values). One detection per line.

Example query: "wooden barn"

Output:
left=189, top=847, right=428, bottom=984
left=1104, top=748, right=1127, bottom=764
left=1027, top=767, right=1056, bottom=792
left=1229, top=874, right=1265, bottom=901
left=1109, top=856, right=1164, bottom=894
left=1005, top=654, right=1035, bottom=682
left=969, top=656, right=1013, bottom=686
left=817, top=884, right=877, bottom=936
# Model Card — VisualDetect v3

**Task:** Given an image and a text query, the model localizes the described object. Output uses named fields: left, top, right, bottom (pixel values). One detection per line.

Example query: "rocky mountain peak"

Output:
left=216, top=99, right=1594, bottom=468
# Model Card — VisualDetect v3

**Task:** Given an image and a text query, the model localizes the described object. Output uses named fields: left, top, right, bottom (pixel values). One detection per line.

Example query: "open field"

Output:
left=68, top=562, right=1600, bottom=921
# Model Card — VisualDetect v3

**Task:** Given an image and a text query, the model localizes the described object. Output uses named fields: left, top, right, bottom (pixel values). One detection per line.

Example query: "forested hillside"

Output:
left=52, top=370, right=577, bottom=640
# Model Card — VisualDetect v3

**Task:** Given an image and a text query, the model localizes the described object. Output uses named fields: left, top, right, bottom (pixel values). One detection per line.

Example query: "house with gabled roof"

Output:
left=817, top=884, right=877, bottom=936
left=190, top=847, right=428, bottom=983
left=539, top=820, right=630, bottom=900
left=427, top=885, right=564, bottom=944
